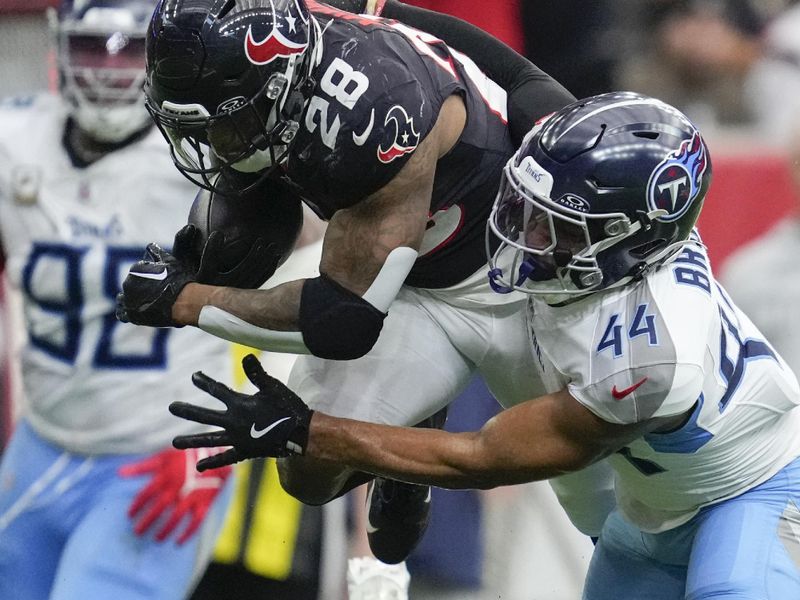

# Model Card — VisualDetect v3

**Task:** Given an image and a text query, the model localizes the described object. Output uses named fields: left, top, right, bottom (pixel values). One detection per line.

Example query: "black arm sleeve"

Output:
left=380, top=0, right=577, bottom=146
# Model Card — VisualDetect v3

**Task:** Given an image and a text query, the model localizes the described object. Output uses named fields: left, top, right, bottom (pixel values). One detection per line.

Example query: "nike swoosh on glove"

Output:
left=119, top=447, right=232, bottom=545
left=115, top=243, right=197, bottom=327
left=170, top=354, right=313, bottom=470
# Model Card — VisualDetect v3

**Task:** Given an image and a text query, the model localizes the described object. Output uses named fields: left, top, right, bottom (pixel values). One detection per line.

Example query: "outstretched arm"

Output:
left=171, top=354, right=686, bottom=489
left=306, top=389, right=671, bottom=488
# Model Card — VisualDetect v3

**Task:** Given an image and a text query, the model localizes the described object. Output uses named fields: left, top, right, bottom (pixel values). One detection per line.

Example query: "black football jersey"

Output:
left=287, top=3, right=514, bottom=288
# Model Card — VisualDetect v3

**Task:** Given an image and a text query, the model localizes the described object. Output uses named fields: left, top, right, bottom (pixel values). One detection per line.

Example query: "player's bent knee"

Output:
left=277, top=456, right=353, bottom=505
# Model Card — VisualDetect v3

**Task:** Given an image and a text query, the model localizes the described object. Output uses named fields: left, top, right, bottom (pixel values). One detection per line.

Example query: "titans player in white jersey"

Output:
left=0, top=2, right=236, bottom=598
left=171, top=92, right=800, bottom=599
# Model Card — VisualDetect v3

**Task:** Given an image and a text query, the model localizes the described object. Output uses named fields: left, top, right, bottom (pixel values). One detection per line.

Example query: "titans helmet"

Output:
left=54, top=0, right=153, bottom=142
left=144, top=0, right=322, bottom=194
left=487, top=91, right=712, bottom=301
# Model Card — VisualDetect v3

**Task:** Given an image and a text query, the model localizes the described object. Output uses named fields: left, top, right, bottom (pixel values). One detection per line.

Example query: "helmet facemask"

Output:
left=487, top=155, right=670, bottom=303
left=53, top=2, right=151, bottom=143
left=487, top=92, right=712, bottom=304
left=148, top=70, right=303, bottom=191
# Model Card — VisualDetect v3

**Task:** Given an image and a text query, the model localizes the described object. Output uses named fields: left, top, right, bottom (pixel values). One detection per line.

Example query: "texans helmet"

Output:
left=144, top=0, right=323, bottom=194
left=487, top=91, right=712, bottom=301
left=53, top=0, right=153, bottom=142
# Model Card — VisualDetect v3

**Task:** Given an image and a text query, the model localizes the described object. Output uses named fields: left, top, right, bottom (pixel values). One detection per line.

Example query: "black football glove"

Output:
left=194, top=236, right=282, bottom=290
left=169, top=222, right=204, bottom=272
left=172, top=223, right=282, bottom=290
left=115, top=225, right=234, bottom=327
left=170, top=354, right=313, bottom=471
left=115, top=242, right=198, bottom=327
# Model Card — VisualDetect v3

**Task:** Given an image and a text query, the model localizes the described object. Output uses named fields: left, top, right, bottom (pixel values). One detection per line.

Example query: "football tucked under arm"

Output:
left=182, top=176, right=304, bottom=289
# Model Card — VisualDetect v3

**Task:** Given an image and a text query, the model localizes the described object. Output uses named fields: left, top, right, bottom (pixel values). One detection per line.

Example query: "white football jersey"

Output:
left=720, top=218, right=800, bottom=378
left=528, top=239, right=800, bottom=533
left=0, top=94, right=233, bottom=455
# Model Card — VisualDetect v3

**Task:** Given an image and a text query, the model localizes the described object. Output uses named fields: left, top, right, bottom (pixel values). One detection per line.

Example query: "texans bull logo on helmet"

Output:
left=243, top=0, right=309, bottom=65
left=377, top=105, right=421, bottom=164
left=647, top=132, right=709, bottom=222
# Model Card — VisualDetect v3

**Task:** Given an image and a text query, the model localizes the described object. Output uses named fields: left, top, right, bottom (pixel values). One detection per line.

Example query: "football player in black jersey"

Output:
left=117, top=0, right=609, bottom=569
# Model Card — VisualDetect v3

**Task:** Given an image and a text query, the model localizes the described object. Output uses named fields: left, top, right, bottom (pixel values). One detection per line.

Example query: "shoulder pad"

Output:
left=288, top=20, right=461, bottom=205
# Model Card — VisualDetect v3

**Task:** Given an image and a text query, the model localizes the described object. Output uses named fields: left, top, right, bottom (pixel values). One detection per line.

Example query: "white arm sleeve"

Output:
left=198, top=306, right=310, bottom=354
left=361, top=246, right=418, bottom=312
left=196, top=246, right=418, bottom=353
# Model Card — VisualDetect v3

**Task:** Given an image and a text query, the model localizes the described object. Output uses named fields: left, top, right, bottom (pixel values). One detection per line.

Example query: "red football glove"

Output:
left=119, top=447, right=232, bottom=545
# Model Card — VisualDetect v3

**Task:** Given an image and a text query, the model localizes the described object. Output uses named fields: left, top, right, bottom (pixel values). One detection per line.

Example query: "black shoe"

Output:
left=366, top=478, right=432, bottom=565
left=365, top=407, right=447, bottom=564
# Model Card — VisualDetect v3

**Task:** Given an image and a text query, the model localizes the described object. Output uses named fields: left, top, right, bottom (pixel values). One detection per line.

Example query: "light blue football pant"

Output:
left=584, top=457, right=800, bottom=599
left=0, top=420, right=233, bottom=600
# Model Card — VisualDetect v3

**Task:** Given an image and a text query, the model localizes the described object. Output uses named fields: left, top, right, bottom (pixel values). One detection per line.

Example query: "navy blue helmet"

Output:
left=487, top=91, right=712, bottom=301
left=144, top=0, right=322, bottom=193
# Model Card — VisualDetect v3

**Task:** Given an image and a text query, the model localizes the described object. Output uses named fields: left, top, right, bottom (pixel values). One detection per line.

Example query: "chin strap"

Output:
left=488, top=259, right=537, bottom=294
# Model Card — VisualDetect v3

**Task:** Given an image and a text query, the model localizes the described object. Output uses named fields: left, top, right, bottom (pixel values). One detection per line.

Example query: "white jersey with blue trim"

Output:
left=528, top=239, right=800, bottom=533
left=0, top=93, right=233, bottom=455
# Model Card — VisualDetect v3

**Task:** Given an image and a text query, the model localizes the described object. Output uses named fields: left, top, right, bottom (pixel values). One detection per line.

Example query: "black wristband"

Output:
left=286, top=409, right=314, bottom=455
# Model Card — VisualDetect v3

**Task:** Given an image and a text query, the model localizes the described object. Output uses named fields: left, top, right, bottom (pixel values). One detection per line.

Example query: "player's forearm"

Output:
left=172, top=280, right=304, bottom=330
left=307, top=413, right=499, bottom=488
left=306, top=410, right=580, bottom=489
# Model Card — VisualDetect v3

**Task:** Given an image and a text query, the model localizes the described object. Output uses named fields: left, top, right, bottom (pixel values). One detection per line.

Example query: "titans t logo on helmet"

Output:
left=647, top=132, right=709, bottom=222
